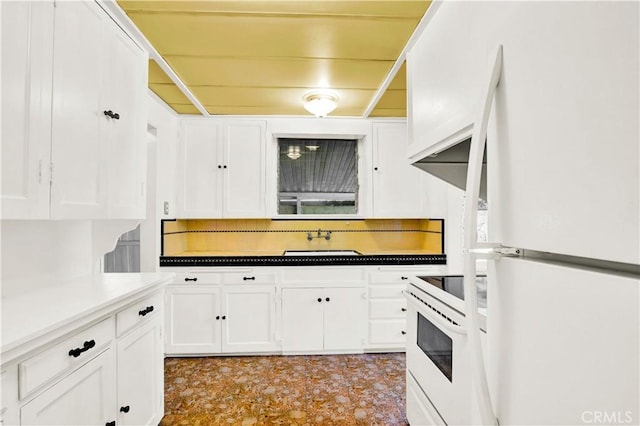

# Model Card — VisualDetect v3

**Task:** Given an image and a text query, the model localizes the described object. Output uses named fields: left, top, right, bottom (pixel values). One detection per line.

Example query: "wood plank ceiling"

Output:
left=118, top=1, right=431, bottom=117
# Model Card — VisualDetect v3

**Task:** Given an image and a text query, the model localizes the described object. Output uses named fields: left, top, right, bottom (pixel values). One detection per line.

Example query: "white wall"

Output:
left=139, top=93, right=179, bottom=271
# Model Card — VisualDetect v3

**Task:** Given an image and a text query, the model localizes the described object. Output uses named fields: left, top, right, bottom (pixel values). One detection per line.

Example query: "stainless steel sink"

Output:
left=282, top=250, right=361, bottom=256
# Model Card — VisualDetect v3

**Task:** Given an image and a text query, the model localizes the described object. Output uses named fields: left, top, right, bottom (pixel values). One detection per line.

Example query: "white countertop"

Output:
left=1, top=272, right=174, bottom=361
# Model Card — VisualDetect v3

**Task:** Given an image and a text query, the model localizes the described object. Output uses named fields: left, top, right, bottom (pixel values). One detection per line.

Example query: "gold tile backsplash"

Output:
left=162, top=219, right=444, bottom=256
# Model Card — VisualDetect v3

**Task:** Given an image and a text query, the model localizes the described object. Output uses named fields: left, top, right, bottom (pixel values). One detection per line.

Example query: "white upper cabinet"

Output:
left=371, top=121, right=428, bottom=218
left=223, top=121, right=266, bottom=218
left=1, top=0, right=147, bottom=220
left=177, top=119, right=266, bottom=218
left=1, top=1, right=54, bottom=219
left=407, top=2, right=488, bottom=158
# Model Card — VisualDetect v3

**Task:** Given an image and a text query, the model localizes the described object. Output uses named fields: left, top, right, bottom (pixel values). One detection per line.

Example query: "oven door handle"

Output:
left=404, top=291, right=467, bottom=335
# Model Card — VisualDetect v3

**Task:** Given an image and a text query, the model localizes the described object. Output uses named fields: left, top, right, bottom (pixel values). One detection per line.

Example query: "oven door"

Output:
left=405, top=284, right=472, bottom=425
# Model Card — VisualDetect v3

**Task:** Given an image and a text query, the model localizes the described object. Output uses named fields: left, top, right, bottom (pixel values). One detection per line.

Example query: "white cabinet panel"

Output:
left=323, top=287, right=366, bottom=351
left=177, top=120, right=223, bottom=217
left=222, top=286, right=277, bottom=352
left=177, top=119, right=266, bottom=218
left=20, top=348, right=117, bottom=426
left=104, top=19, right=146, bottom=219
left=281, top=288, right=324, bottom=352
left=281, top=287, right=365, bottom=353
left=49, top=0, right=106, bottom=218
left=372, top=121, right=427, bottom=218
left=0, top=1, right=54, bottom=219
left=223, top=121, right=266, bottom=218
left=165, top=286, right=221, bottom=353
left=117, top=319, right=163, bottom=426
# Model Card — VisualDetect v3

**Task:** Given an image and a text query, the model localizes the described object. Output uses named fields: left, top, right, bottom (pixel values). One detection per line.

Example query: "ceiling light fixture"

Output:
left=287, top=145, right=301, bottom=160
left=303, top=91, right=339, bottom=117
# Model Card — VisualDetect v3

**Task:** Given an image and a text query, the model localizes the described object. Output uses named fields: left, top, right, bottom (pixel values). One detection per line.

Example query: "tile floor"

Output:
left=160, top=353, right=408, bottom=426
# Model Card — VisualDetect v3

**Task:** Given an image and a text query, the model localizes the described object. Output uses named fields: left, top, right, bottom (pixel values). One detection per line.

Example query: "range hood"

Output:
left=412, top=137, right=487, bottom=201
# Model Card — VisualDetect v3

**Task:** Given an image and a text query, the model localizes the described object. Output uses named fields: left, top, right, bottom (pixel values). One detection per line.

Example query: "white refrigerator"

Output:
left=454, top=3, right=640, bottom=425
left=405, top=2, right=640, bottom=425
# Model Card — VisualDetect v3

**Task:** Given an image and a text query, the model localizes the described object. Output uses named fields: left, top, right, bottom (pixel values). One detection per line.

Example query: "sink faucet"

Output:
left=307, top=229, right=331, bottom=241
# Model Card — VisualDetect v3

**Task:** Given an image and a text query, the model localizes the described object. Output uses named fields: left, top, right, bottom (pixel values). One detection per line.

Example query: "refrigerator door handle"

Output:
left=466, top=244, right=522, bottom=258
left=463, top=44, right=503, bottom=426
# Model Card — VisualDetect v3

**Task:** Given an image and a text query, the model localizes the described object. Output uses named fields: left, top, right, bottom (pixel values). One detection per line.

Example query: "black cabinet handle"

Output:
left=103, top=110, right=119, bottom=119
left=184, top=277, right=198, bottom=282
left=223, top=165, right=227, bottom=169
left=401, top=331, right=407, bottom=335
left=103, top=110, right=113, bottom=117
left=243, top=276, right=256, bottom=281
left=216, top=316, right=220, bottom=320
left=325, top=297, right=330, bottom=302
left=317, top=298, right=322, bottom=303
left=221, top=315, right=226, bottom=320
left=138, top=305, right=155, bottom=316
left=374, top=167, right=378, bottom=171
left=68, top=339, right=96, bottom=358
left=120, top=405, right=130, bottom=413
left=401, top=308, right=407, bottom=312
left=218, top=165, right=222, bottom=169
left=106, top=422, right=116, bottom=426
left=113, top=112, right=120, bottom=120
left=401, top=276, right=408, bottom=280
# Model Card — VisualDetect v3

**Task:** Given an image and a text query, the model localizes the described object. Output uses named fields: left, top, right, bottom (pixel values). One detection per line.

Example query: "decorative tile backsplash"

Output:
left=162, top=219, right=444, bottom=256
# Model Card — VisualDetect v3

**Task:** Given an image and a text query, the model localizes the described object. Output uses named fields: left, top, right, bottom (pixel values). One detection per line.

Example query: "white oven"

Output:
left=405, top=281, right=473, bottom=425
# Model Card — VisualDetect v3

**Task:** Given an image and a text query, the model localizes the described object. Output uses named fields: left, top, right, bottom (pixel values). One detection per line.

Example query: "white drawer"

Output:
left=116, top=292, right=163, bottom=337
left=369, top=285, right=405, bottom=299
left=281, top=267, right=365, bottom=283
left=172, top=272, right=222, bottom=285
left=19, top=317, right=114, bottom=399
left=223, top=272, right=276, bottom=285
left=369, top=271, right=412, bottom=285
left=369, top=299, right=407, bottom=319
left=368, top=320, right=407, bottom=345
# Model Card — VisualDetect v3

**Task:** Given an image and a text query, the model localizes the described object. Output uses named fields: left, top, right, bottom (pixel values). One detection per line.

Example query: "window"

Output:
left=278, top=138, right=358, bottom=215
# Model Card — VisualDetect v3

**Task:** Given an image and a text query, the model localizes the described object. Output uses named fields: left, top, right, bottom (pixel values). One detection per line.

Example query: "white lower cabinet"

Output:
left=281, top=287, right=366, bottom=353
left=117, top=318, right=163, bottom=426
left=3, top=288, right=165, bottom=426
left=165, top=284, right=278, bottom=354
left=165, top=286, right=221, bottom=353
left=20, top=347, right=117, bottom=425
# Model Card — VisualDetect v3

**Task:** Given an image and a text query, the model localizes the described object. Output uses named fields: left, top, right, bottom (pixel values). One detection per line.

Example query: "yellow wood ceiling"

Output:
left=119, top=1, right=431, bottom=117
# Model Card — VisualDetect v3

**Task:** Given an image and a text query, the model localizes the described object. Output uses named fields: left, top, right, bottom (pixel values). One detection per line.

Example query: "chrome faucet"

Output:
left=307, top=229, right=331, bottom=241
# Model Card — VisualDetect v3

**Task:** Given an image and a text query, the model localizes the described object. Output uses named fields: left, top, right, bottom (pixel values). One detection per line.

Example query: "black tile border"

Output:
left=159, top=254, right=447, bottom=267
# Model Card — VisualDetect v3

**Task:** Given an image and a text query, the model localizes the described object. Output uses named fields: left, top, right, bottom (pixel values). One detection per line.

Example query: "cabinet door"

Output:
left=1, top=1, right=54, bottom=219
left=177, top=120, right=223, bottom=218
left=104, top=21, right=147, bottom=219
left=223, top=120, right=266, bottom=218
left=323, top=287, right=366, bottom=351
left=49, top=0, right=107, bottom=219
left=281, top=288, right=323, bottom=352
left=117, top=319, right=163, bottom=426
left=165, top=286, right=221, bottom=354
left=222, top=286, right=277, bottom=352
left=372, top=122, right=427, bottom=218
left=20, top=348, right=117, bottom=425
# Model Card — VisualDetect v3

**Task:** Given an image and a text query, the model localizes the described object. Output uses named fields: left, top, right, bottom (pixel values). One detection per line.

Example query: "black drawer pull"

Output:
left=317, top=298, right=322, bottom=303
left=216, top=315, right=220, bottom=320
left=221, top=315, right=226, bottom=320
left=401, top=276, right=408, bottom=280
left=184, top=277, right=198, bottom=282
left=138, top=305, right=155, bottom=316
left=120, top=405, right=130, bottom=413
left=325, top=297, right=330, bottom=302
left=68, top=339, right=96, bottom=358
left=106, top=421, right=116, bottom=426
left=401, top=308, right=407, bottom=312
left=401, top=331, right=407, bottom=335
left=243, top=276, right=256, bottom=281
left=113, top=112, right=120, bottom=120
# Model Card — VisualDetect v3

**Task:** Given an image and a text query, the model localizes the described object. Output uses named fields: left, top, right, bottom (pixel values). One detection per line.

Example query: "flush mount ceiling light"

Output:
left=287, top=145, right=301, bottom=160
left=303, top=91, right=339, bottom=117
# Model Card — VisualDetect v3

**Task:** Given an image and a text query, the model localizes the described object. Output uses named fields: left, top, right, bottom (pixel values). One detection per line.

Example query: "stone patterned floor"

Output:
left=160, top=353, right=408, bottom=426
